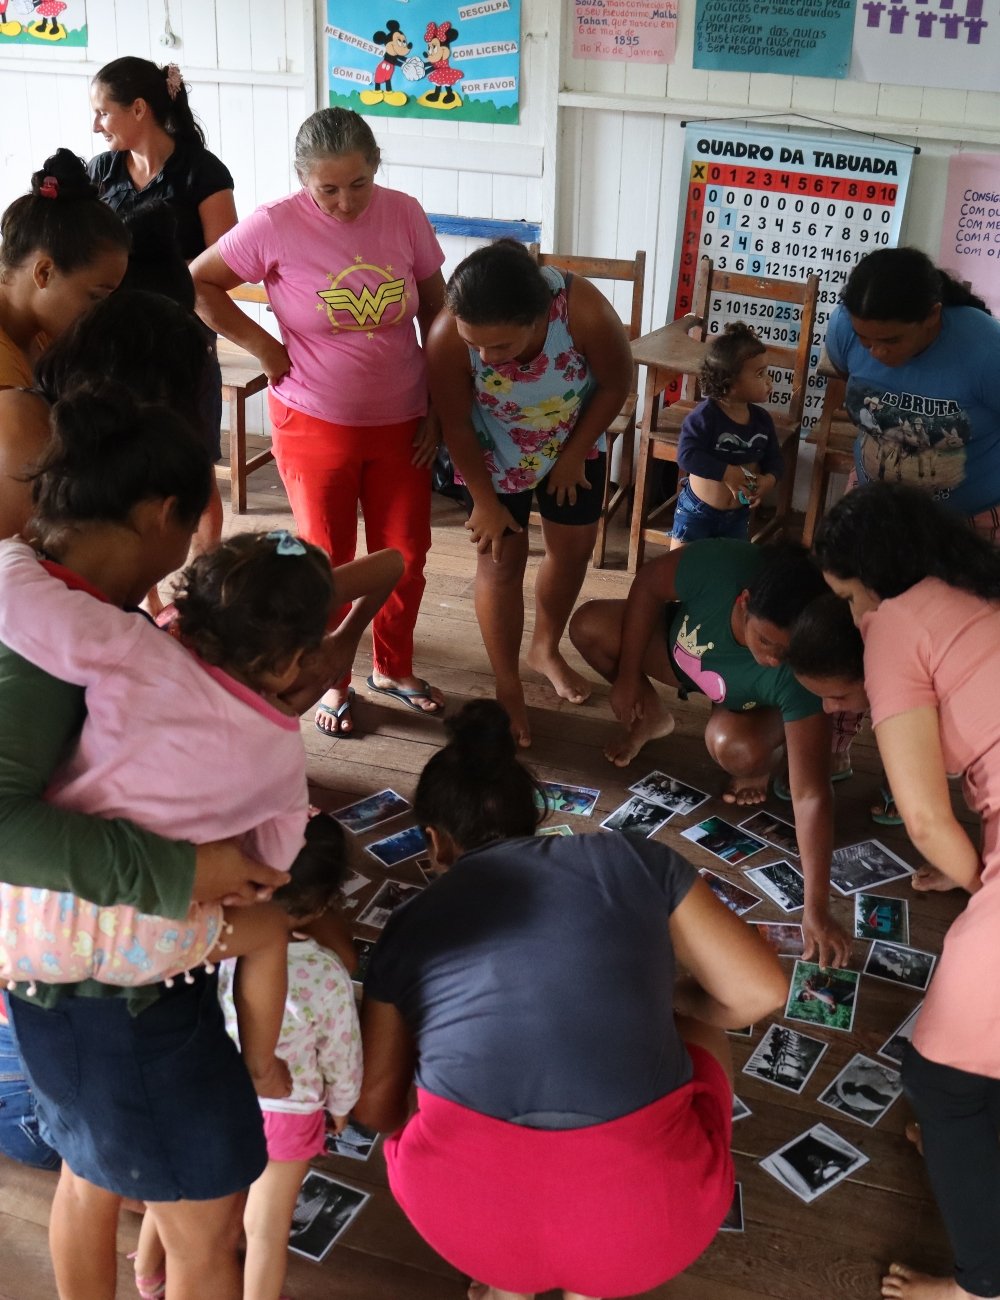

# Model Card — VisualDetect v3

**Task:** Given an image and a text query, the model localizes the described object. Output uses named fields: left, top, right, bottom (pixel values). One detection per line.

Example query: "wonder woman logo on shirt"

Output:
left=316, top=261, right=408, bottom=332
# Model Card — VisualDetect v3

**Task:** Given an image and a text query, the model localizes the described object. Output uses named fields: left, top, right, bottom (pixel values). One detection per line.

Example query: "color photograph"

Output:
left=536, top=780, right=601, bottom=817
left=365, top=824, right=428, bottom=868
left=785, top=961, right=859, bottom=1033
left=854, top=893, right=909, bottom=945
left=699, top=869, right=761, bottom=916
left=682, top=816, right=766, bottom=866
left=333, top=788, right=411, bottom=834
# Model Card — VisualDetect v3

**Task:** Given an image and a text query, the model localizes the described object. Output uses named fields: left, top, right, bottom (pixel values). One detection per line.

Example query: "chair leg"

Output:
left=628, top=429, right=654, bottom=573
left=591, top=441, right=615, bottom=568
left=801, top=443, right=830, bottom=549
left=231, top=392, right=248, bottom=514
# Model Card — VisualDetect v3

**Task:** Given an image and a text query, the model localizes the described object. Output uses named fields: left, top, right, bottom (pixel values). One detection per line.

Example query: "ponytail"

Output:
left=94, top=56, right=206, bottom=147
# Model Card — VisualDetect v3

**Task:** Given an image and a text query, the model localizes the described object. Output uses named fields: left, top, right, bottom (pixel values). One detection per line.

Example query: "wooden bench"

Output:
left=215, top=285, right=274, bottom=514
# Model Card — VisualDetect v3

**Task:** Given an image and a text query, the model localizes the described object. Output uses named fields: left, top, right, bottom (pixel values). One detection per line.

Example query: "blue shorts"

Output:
left=460, top=452, right=607, bottom=531
left=671, top=479, right=749, bottom=543
left=8, top=973, right=266, bottom=1200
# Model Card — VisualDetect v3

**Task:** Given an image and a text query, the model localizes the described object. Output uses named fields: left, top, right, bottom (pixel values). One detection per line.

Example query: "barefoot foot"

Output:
left=721, top=774, right=770, bottom=806
left=912, top=865, right=961, bottom=894
left=604, top=710, right=675, bottom=768
left=525, top=644, right=592, bottom=705
left=496, top=679, right=531, bottom=748
left=881, top=1261, right=976, bottom=1299
left=905, top=1122, right=923, bottom=1156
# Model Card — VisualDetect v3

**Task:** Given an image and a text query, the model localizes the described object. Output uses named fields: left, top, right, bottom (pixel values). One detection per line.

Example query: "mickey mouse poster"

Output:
left=0, top=0, right=87, bottom=47
left=325, top=0, right=521, bottom=123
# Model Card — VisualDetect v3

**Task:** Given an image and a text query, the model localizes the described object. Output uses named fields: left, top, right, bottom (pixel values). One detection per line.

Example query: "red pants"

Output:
left=385, top=1047, right=734, bottom=1297
left=268, top=394, right=431, bottom=681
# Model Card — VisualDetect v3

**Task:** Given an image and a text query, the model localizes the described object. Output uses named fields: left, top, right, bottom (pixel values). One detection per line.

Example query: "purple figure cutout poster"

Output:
left=852, top=0, right=1000, bottom=91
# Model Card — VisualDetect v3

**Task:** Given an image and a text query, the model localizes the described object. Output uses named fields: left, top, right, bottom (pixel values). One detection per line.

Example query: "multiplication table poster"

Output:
left=671, top=124, right=915, bottom=433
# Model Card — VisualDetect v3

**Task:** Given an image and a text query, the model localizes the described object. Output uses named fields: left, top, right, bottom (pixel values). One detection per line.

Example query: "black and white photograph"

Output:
left=627, top=770, right=709, bottom=817
left=537, top=823, right=574, bottom=836
left=288, top=1171, right=370, bottom=1261
left=600, top=796, right=671, bottom=838
left=732, top=1096, right=752, bottom=1122
left=340, top=869, right=370, bottom=911
left=761, top=1123, right=869, bottom=1204
left=699, top=869, right=761, bottom=916
left=536, top=780, right=601, bottom=817
left=829, top=839, right=915, bottom=895
left=365, top=824, right=428, bottom=868
left=727, top=1024, right=754, bottom=1038
left=744, top=860, right=806, bottom=913
left=325, top=1120, right=379, bottom=1162
left=818, top=1054, right=903, bottom=1128
left=879, top=1003, right=923, bottom=1066
left=682, top=816, right=766, bottom=866
left=333, top=788, right=411, bottom=834
left=751, top=922, right=805, bottom=957
left=864, top=940, right=936, bottom=991
left=738, top=810, right=800, bottom=858
left=720, top=1182, right=744, bottom=1232
left=742, top=1023, right=828, bottom=1094
left=352, top=938, right=376, bottom=985
left=356, top=879, right=424, bottom=931
left=854, top=893, right=909, bottom=945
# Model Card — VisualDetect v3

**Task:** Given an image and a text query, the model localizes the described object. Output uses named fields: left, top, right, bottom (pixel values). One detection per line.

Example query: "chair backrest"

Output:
left=537, top=251, right=646, bottom=342
left=680, top=258, right=819, bottom=430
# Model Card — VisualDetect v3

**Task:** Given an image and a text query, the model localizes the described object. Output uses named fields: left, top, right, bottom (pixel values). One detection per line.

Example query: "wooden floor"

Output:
left=0, top=445, right=968, bottom=1300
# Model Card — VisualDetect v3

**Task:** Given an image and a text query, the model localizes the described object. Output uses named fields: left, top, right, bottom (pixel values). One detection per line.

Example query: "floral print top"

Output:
left=468, top=266, right=604, bottom=494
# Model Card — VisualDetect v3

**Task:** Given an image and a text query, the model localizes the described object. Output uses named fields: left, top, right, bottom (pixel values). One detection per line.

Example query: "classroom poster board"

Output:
left=938, top=153, right=1000, bottom=317
left=572, top=1, right=678, bottom=63
left=671, top=124, right=913, bottom=434
left=0, top=0, right=87, bottom=47
left=852, top=0, right=1000, bottom=94
left=693, top=0, right=855, bottom=78
left=324, top=0, right=521, bottom=124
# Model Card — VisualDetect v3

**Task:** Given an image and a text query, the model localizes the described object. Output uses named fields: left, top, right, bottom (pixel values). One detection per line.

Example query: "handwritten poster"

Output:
left=670, top=124, right=912, bottom=435
left=852, top=0, right=1000, bottom=93
left=693, top=0, right=856, bottom=77
left=938, top=153, right=1000, bottom=317
left=573, top=1, right=678, bottom=63
left=0, top=0, right=87, bottom=47
left=325, top=0, right=520, bottom=124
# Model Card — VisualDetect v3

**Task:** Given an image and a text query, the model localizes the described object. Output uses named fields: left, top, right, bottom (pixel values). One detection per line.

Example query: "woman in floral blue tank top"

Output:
left=427, top=240, right=632, bottom=747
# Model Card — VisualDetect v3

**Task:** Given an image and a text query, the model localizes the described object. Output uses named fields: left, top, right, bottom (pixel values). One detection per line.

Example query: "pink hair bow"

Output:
left=425, top=21, right=451, bottom=42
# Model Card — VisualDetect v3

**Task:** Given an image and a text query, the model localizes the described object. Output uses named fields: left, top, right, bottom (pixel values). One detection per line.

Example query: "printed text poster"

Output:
left=694, top=0, right=856, bottom=77
left=0, top=0, right=87, bottom=47
left=938, top=153, right=1000, bottom=317
left=326, top=0, right=520, bottom=124
left=852, top=1, right=1000, bottom=93
left=573, top=1, right=678, bottom=63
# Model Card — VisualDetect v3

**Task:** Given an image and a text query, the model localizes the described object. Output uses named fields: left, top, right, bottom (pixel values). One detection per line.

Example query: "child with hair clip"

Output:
left=0, top=439, right=401, bottom=1101
left=672, top=322, right=783, bottom=547
left=132, top=811, right=363, bottom=1300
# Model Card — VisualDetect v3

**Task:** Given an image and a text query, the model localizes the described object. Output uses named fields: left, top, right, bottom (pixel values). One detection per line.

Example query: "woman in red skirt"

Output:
left=355, top=700, right=788, bottom=1300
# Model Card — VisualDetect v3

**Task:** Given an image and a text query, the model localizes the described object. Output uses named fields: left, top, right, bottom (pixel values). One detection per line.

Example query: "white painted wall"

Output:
left=1, top=0, right=997, bottom=476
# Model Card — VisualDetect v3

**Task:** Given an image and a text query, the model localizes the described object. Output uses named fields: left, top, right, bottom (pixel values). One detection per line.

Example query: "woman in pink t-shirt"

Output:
left=191, top=108, right=446, bottom=738
left=815, top=481, right=1000, bottom=1300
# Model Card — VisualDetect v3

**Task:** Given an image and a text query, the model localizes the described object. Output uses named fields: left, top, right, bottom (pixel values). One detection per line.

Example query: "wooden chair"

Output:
left=216, top=284, right=274, bottom=514
left=627, top=260, right=819, bottom=571
left=801, top=374, right=856, bottom=547
left=535, top=250, right=646, bottom=567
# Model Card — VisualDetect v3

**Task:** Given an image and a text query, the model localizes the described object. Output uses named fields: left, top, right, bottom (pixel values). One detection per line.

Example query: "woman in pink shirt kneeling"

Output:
left=815, top=482, right=1000, bottom=1300
left=191, top=108, right=446, bottom=738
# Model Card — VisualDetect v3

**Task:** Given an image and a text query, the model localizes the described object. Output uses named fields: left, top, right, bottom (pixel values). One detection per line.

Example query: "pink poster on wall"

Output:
left=938, top=153, right=1000, bottom=317
left=573, top=0, right=678, bottom=62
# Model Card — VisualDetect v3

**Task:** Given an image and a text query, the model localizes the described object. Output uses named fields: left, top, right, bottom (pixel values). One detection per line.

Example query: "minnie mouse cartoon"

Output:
left=419, top=20, right=464, bottom=110
left=362, top=19, right=413, bottom=108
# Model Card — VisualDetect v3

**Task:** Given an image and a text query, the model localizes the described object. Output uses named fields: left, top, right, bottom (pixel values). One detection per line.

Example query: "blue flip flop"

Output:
left=366, top=675, right=444, bottom=716
left=314, top=686, right=355, bottom=738
left=871, top=784, right=904, bottom=827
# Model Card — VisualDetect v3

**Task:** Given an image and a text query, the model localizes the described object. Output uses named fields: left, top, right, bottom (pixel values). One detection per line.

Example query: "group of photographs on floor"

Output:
left=323, top=769, right=934, bottom=1239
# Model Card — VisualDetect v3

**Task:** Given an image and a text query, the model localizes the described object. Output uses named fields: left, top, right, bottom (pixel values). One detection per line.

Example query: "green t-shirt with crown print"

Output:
left=667, top=539, right=820, bottom=723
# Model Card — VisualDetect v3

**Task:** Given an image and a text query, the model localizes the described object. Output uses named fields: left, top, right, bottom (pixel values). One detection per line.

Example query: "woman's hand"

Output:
left=465, top=497, right=522, bottom=562
left=610, top=673, right=644, bottom=726
left=259, top=337, right=291, bottom=385
left=801, top=906, right=852, bottom=969
left=545, top=448, right=591, bottom=507
left=193, top=839, right=290, bottom=906
left=411, top=412, right=441, bottom=468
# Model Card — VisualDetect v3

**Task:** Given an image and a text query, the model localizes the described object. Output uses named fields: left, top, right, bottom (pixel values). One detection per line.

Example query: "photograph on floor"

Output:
left=365, top=825, right=428, bottom=868
left=682, top=816, right=766, bottom=866
left=854, top=892, right=909, bottom=945
left=536, top=780, right=601, bottom=817
left=829, top=840, right=915, bottom=895
left=744, top=860, right=806, bottom=913
left=879, top=1003, right=923, bottom=1067
left=818, top=1054, right=903, bottom=1128
left=333, top=788, right=412, bottom=834
left=761, top=1123, right=869, bottom=1204
left=699, top=869, right=761, bottom=916
left=751, top=921, right=805, bottom=957
left=785, top=960, right=859, bottom=1033
left=739, top=810, right=800, bottom=858
left=356, top=879, right=425, bottom=930
left=600, top=795, right=671, bottom=838
left=863, top=940, right=936, bottom=992
left=743, top=1024, right=828, bottom=1094
left=288, top=1171, right=370, bottom=1261
left=627, top=770, right=710, bottom=817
